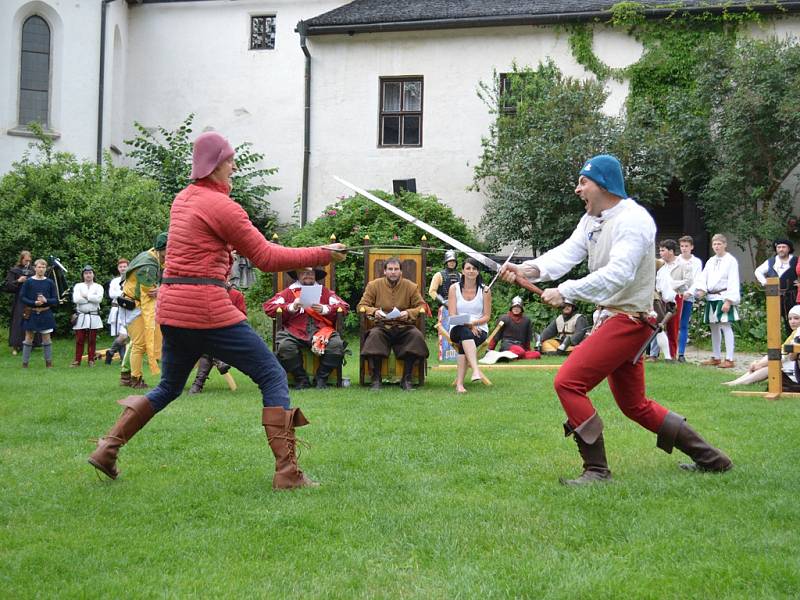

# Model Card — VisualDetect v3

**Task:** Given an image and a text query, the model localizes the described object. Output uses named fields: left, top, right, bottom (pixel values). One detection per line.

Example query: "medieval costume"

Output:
left=122, top=242, right=165, bottom=388
left=5, top=258, right=35, bottom=352
left=89, top=131, right=342, bottom=490
left=510, top=154, right=731, bottom=485
left=754, top=239, right=797, bottom=334
left=488, top=296, right=537, bottom=358
left=428, top=249, right=461, bottom=304
left=358, top=274, right=429, bottom=390
left=696, top=242, right=740, bottom=368
left=19, top=269, right=57, bottom=368
left=540, top=304, right=588, bottom=354
left=263, top=267, right=349, bottom=389
left=71, top=266, right=104, bottom=367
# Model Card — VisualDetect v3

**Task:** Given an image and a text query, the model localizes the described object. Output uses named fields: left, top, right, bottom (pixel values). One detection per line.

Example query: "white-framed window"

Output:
left=250, top=15, right=276, bottom=50
left=379, top=77, right=423, bottom=147
left=19, top=15, right=51, bottom=127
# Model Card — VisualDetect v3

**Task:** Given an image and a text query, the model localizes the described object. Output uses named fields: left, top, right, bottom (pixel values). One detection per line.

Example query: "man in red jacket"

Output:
left=263, top=266, right=349, bottom=389
left=89, top=132, right=346, bottom=490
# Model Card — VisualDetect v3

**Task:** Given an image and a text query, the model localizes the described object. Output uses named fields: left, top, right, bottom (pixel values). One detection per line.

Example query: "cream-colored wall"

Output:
left=307, top=25, right=643, bottom=226
left=123, top=0, right=344, bottom=223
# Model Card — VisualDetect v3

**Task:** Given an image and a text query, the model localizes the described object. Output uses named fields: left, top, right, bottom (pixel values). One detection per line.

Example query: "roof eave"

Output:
left=299, top=3, right=800, bottom=36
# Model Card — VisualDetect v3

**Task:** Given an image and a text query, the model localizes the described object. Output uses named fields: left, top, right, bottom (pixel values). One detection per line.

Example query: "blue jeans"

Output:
left=678, top=300, right=693, bottom=356
left=147, top=322, right=290, bottom=412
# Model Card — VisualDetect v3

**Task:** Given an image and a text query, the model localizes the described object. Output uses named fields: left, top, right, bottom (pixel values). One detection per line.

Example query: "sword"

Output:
left=486, top=248, right=516, bottom=290
left=333, top=175, right=543, bottom=296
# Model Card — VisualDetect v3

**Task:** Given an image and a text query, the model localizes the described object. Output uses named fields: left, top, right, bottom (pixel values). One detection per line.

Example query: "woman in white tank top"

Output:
left=447, top=257, right=492, bottom=393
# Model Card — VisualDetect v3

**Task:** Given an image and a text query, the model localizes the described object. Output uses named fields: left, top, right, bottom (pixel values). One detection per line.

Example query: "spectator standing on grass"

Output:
left=105, top=258, right=130, bottom=364
left=88, top=131, right=346, bottom=490
left=5, top=250, right=35, bottom=355
left=19, top=258, right=57, bottom=369
left=754, top=239, right=797, bottom=335
left=695, top=233, right=740, bottom=369
left=500, top=154, right=731, bottom=485
left=675, top=236, right=703, bottom=363
left=71, top=266, right=104, bottom=367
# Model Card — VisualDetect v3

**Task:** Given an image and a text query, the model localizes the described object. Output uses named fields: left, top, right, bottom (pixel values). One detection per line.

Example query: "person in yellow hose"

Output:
left=120, top=233, right=167, bottom=389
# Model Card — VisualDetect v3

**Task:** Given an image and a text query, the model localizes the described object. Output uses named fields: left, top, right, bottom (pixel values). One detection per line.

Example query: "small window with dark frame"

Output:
left=499, top=73, right=519, bottom=114
left=379, top=77, right=423, bottom=147
left=19, top=15, right=51, bottom=127
left=250, top=15, right=276, bottom=50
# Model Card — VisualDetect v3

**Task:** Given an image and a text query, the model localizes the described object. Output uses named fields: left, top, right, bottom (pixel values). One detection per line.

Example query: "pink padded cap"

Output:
left=190, top=132, right=235, bottom=180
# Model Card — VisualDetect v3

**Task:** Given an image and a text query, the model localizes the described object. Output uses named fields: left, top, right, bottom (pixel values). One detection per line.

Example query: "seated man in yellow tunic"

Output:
left=357, top=257, right=429, bottom=391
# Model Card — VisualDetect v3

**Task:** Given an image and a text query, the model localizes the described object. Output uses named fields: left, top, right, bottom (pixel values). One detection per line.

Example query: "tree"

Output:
left=125, top=114, right=279, bottom=231
left=670, top=37, right=800, bottom=265
left=0, top=129, right=169, bottom=331
left=473, top=60, right=672, bottom=255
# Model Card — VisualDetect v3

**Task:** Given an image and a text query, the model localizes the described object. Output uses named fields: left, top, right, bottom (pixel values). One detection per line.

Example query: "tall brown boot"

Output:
left=560, top=412, right=612, bottom=486
left=262, top=407, right=319, bottom=490
left=657, top=411, right=732, bottom=472
left=88, top=395, right=155, bottom=480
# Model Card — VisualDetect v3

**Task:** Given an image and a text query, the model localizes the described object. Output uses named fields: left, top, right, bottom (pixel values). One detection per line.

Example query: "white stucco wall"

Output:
left=306, top=26, right=644, bottom=227
left=123, top=0, right=344, bottom=224
left=0, top=0, right=101, bottom=170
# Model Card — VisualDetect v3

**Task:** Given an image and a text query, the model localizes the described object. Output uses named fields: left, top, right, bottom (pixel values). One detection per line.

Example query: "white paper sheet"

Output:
left=447, top=313, right=471, bottom=326
left=299, top=284, right=322, bottom=307
left=384, top=307, right=402, bottom=320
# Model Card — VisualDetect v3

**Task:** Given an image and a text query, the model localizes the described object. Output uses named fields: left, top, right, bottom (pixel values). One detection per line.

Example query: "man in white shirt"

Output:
left=500, top=154, right=732, bottom=485
left=676, top=236, right=703, bottom=362
left=655, top=239, right=692, bottom=360
left=754, top=239, right=797, bottom=334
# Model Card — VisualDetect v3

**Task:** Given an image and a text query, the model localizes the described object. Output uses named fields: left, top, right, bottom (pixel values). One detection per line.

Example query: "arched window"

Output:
left=19, top=15, right=51, bottom=127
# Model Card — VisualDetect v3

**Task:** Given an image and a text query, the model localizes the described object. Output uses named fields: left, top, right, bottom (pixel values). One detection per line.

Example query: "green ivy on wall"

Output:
left=567, top=2, right=763, bottom=114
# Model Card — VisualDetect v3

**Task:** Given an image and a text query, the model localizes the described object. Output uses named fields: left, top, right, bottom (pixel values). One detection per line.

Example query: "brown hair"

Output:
left=678, top=236, right=694, bottom=245
left=16, top=250, right=32, bottom=267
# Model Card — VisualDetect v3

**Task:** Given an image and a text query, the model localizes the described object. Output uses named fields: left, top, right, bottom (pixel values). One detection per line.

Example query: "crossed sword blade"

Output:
left=333, top=175, right=542, bottom=296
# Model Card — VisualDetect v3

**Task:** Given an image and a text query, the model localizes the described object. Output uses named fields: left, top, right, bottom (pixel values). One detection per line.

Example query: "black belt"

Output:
left=162, top=277, right=227, bottom=288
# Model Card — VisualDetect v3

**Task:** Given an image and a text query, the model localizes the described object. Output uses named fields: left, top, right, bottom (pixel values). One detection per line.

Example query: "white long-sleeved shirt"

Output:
left=676, top=254, right=703, bottom=298
left=695, top=253, right=740, bottom=305
left=72, top=281, right=104, bottom=330
left=656, top=259, right=692, bottom=304
left=521, top=198, right=655, bottom=312
left=754, top=254, right=794, bottom=285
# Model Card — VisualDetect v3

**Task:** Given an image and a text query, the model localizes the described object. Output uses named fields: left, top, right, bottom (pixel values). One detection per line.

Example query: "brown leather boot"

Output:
left=657, top=411, right=732, bottom=472
left=120, top=371, right=131, bottom=386
left=560, top=413, right=612, bottom=486
left=88, top=395, right=155, bottom=480
left=262, top=406, right=319, bottom=490
left=129, top=375, right=149, bottom=390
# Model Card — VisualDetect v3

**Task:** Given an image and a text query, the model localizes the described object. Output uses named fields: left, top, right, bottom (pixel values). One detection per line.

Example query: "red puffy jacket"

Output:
left=157, top=179, right=331, bottom=329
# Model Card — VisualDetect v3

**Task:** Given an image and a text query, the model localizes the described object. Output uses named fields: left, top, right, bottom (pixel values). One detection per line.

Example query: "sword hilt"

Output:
left=515, top=277, right=544, bottom=297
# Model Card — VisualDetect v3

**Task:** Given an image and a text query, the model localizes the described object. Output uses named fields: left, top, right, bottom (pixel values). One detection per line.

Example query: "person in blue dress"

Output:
left=19, top=258, right=58, bottom=368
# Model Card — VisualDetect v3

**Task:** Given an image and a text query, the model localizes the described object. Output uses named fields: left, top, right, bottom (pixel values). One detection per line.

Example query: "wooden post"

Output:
left=765, top=276, right=783, bottom=399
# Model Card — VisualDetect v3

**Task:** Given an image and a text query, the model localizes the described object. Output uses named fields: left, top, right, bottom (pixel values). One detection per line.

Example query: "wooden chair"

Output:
left=267, top=233, right=345, bottom=387
left=358, top=236, right=429, bottom=386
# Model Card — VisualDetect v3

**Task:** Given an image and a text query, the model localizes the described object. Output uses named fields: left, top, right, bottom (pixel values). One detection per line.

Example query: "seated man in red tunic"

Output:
left=263, top=266, right=349, bottom=389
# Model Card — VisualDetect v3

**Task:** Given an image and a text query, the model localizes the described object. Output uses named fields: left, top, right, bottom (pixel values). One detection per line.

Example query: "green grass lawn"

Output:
left=2, top=338, right=799, bottom=598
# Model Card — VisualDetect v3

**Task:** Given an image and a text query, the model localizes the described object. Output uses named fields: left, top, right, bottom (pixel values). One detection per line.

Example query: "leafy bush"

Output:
left=0, top=132, right=169, bottom=334
left=126, top=113, right=279, bottom=231
left=249, top=190, right=483, bottom=334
